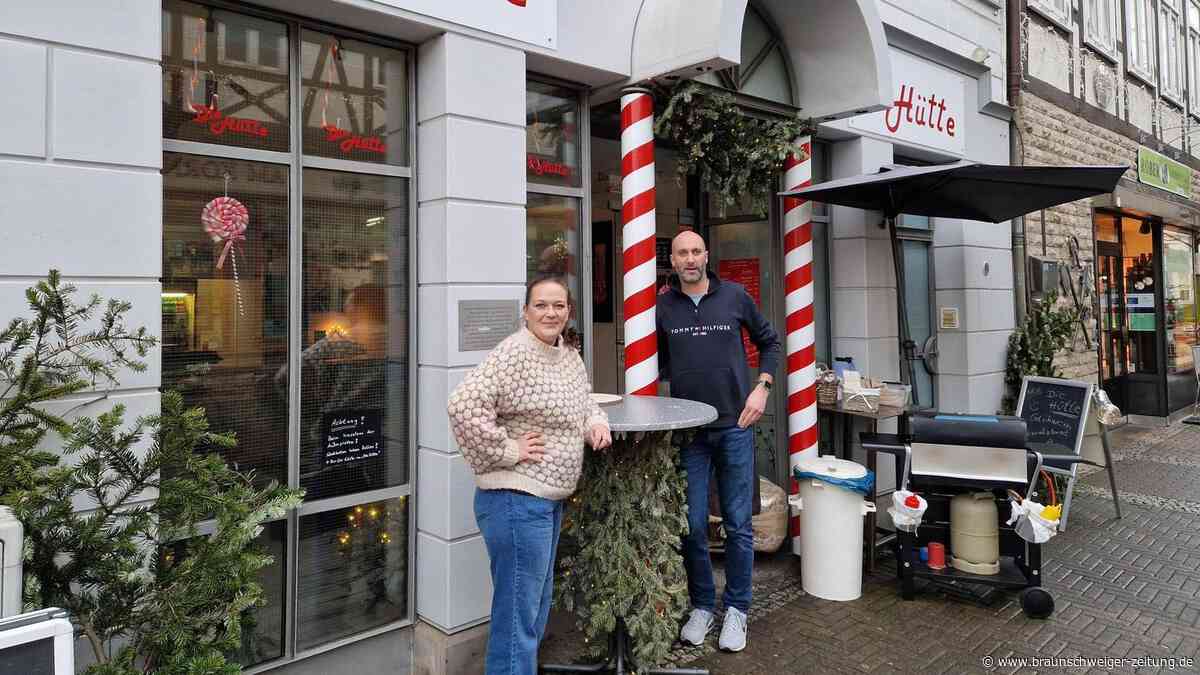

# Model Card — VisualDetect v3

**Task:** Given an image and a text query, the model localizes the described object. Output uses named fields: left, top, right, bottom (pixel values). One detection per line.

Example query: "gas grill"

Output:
left=862, top=412, right=1094, bottom=618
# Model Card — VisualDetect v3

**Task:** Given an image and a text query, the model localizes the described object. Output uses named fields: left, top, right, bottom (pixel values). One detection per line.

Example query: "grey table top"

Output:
left=599, top=395, right=718, bottom=432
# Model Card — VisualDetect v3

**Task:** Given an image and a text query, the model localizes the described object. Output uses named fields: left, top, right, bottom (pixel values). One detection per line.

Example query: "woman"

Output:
left=447, top=274, right=612, bottom=675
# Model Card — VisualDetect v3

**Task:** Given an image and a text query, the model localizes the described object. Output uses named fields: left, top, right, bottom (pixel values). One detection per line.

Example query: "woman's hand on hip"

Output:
left=588, top=424, right=612, bottom=450
left=517, top=432, right=547, bottom=463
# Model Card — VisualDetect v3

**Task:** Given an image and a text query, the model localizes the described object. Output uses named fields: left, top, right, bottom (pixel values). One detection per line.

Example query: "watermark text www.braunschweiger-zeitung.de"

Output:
left=981, top=655, right=1195, bottom=670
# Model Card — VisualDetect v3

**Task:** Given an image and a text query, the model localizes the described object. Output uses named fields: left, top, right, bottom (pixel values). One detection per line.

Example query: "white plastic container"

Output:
left=788, top=456, right=876, bottom=601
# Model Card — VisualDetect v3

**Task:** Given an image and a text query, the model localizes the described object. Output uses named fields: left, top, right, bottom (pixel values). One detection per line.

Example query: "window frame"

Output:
left=1161, top=0, right=1187, bottom=105
left=1085, top=0, right=1122, bottom=61
left=160, top=1, right=417, bottom=671
left=1126, top=0, right=1159, bottom=86
left=525, top=74, right=594, bottom=373
left=1030, top=0, right=1076, bottom=33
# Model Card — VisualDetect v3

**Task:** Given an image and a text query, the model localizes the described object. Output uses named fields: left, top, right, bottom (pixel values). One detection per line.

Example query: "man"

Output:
left=656, top=230, right=781, bottom=652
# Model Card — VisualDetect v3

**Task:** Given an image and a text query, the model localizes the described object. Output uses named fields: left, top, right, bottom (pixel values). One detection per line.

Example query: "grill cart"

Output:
left=861, top=413, right=1095, bottom=618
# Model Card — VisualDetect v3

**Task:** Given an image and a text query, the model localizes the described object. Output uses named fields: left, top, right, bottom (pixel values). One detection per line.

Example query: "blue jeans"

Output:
left=474, top=488, right=564, bottom=675
left=681, top=425, right=755, bottom=613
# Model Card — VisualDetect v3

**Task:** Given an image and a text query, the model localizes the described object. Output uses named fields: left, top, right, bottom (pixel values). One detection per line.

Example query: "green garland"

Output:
left=653, top=81, right=815, bottom=216
left=554, top=430, right=693, bottom=667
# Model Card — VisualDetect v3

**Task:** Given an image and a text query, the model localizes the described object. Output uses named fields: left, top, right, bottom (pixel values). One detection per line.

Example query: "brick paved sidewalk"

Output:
left=542, top=422, right=1200, bottom=674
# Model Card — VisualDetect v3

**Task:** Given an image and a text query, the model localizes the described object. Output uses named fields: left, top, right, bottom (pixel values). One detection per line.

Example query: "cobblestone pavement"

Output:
left=541, top=422, right=1200, bottom=674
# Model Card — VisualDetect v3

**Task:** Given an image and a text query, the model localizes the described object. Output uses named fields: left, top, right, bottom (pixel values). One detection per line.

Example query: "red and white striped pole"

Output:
left=783, top=137, right=818, bottom=553
left=620, top=87, right=658, bottom=396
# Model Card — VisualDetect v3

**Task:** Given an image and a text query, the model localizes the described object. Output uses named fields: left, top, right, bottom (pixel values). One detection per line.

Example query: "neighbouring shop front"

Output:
left=1092, top=148, right=1200, bottom=419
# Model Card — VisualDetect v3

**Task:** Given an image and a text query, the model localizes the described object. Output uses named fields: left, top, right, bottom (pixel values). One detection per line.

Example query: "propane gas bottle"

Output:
left=950, top=492, right=1000, bottom=575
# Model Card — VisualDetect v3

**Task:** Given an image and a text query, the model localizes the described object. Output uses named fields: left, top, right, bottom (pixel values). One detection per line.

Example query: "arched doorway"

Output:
left=694, top=3, right=794, bottom=107
left=586, top=2, right=832, bottom=490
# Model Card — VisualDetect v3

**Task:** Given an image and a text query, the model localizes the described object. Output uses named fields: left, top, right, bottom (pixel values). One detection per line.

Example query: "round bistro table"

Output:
left=543, top=395, right=716, bottom=675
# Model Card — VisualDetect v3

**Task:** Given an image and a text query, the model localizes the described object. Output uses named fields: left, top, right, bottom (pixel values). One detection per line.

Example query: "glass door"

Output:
left=1096, top=240, right=1129, bottom=399
left=708, top=217, right=781, bottom=486
left=1096, top=214, right=1166, bottom=417
left=896, top=216, right=937, bottom=410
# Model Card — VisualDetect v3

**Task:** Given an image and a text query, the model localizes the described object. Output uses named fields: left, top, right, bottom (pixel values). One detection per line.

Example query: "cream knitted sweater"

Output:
left=447, top=329, right=608, bottom=500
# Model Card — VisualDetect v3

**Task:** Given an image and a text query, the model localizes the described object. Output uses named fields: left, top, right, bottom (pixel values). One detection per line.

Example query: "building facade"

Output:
left=0, top=1, right=1013, bottom=673
left=1015, top=0, right=1200, bottom=422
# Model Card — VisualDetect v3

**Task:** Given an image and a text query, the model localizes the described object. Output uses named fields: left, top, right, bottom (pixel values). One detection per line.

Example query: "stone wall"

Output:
left=1015, top=92, right=1135, bottom=383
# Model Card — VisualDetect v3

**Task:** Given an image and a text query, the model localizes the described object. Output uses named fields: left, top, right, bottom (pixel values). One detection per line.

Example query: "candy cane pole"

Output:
left=620, top=87, right=658, bottom=396
left=784, top=137, right=818, bottom=554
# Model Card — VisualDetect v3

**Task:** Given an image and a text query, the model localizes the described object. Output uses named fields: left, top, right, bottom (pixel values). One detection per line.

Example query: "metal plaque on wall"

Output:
left=459, top=300, right=520, bottom=352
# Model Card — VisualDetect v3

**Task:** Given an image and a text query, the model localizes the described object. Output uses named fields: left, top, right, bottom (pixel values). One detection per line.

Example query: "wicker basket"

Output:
left=815, top=366, right=839, bottom=406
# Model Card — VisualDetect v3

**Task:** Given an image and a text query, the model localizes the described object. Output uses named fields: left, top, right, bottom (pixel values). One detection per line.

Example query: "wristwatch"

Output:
left=758, top=378, right=772, bottom=391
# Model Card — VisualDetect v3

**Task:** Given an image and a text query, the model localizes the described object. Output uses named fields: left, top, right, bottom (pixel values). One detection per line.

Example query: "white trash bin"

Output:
left=788, top=456, right=875, bottom=601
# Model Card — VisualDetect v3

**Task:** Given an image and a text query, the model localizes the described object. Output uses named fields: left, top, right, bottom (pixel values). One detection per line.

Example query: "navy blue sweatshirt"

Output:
left=656, top=270, right=782, bottom=428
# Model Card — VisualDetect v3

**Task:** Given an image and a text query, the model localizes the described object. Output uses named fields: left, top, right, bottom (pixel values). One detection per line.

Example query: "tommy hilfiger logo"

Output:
left=670, top=324, right=733, bottom=336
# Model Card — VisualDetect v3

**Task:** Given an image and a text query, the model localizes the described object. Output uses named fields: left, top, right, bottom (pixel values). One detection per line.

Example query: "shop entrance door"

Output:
left=1096, top=214, right=1166, bottom=417
left=1096, top=240, right=1130, bottom=410
left=707, top=218, right=785, bottom=487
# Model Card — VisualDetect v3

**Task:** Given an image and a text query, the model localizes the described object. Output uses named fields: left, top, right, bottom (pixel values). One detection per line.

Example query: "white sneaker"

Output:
left=679, top=608, right=714, bottom=646
left=718, top=607, right=748, bottom=652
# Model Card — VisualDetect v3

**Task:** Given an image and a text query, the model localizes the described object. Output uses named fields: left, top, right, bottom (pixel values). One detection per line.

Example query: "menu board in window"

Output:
left=321, top=409, right=384, bottom=467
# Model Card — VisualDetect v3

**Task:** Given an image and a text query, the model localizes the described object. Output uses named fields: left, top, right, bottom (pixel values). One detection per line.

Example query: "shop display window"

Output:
left=526, top=78, right=585, bottom=351
left=301, top=30, right=409, bottom=165
left=163, top=0, right=290, bottom=152
left=299, top=169, right=410, bottom=499
left=526, top=193, right=582, bottom=336
left=162, top=2, right=412, bottom=667
left=1164, top=226, right=1197, bottom=375
left=297, top=496, right=409, bottom=650
left=527, top=81, right=582, bottom=188
left=162, top=520, right=289, bottom=666
left=162, top=153, right=291, bottom=489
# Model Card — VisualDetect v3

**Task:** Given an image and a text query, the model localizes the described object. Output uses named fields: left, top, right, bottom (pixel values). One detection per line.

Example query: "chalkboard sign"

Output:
left=321, top=409, right=383, bottom=468
left=1015, top=376, right=1091, bottom=456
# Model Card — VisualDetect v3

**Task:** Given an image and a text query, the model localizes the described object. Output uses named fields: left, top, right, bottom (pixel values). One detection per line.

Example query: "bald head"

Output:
left=671, top=230, right=706, bottom=253
left=669, top=230, right=708, bottom=287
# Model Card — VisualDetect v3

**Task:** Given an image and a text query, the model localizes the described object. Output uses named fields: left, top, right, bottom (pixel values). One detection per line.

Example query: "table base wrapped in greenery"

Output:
left=553, top=429, right=695, bottom=667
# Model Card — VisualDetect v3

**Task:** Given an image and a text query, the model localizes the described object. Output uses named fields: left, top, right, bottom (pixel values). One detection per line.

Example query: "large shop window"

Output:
left=161, top=1, right=413, bottom=668
left=1164, top=227, right=1198, bottom=390
left=526, top=79, right=585, bottom=344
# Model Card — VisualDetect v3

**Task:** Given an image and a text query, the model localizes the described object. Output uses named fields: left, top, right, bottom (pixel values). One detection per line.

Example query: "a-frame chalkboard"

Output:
left=1016, top=376, right=1092, bottom=529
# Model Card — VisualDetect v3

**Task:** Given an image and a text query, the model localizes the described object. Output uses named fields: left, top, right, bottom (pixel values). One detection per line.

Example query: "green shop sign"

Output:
left=1137, top=146, right=1192, bottom=198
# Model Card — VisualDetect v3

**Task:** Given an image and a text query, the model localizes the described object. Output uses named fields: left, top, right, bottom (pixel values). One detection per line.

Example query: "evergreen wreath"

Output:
left=653, top=81, right=815, bottom=216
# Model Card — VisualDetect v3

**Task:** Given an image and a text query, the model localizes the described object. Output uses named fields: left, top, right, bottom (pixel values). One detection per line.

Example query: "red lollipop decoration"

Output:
left=201, top=190, right=249, bottom=316
left=202, top=196, right=248, bottom=269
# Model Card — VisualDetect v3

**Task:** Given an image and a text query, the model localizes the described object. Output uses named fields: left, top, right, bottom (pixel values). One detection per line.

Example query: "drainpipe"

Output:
left=1008, top=0, right=1029, bottom=322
